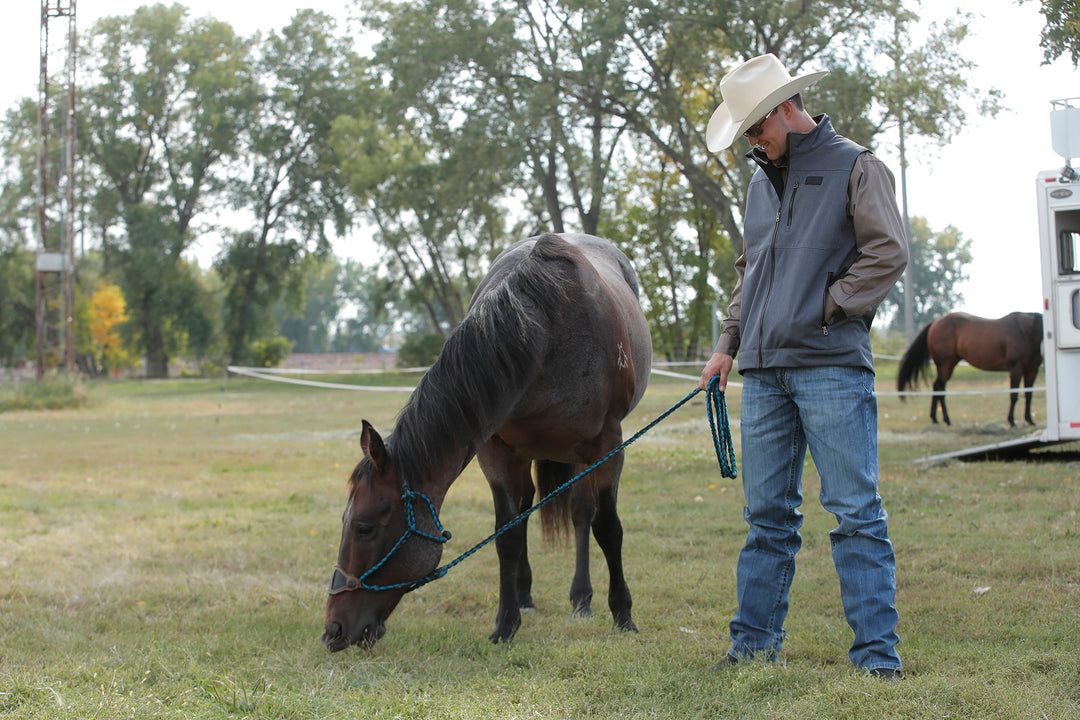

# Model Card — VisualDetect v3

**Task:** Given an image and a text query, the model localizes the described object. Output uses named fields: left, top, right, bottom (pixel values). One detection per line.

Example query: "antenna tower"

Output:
left=34, top=0, right=77, bottom=379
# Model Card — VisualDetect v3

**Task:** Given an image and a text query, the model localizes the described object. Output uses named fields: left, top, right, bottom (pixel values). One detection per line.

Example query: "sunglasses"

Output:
left=743, top=108, right=778, bottom=138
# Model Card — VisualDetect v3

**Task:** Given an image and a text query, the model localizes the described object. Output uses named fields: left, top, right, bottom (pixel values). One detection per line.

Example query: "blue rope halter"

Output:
left=331, top=378, right=736, bottom=594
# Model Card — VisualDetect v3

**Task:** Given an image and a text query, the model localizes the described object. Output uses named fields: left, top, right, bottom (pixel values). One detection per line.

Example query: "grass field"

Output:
left=1, top=363, right=1078, bottom=719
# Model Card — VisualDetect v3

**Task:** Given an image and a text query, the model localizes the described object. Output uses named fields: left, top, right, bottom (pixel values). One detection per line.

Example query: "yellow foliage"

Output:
left=89, top=281, right=133, bottom=371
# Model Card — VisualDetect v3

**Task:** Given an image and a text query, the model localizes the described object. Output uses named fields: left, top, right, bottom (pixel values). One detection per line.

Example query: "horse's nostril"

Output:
left=322, top=621, right=344, bottom=646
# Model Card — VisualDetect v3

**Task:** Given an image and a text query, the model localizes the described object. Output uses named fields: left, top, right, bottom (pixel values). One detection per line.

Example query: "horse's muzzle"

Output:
left=321, top=619, right=385, bottom=652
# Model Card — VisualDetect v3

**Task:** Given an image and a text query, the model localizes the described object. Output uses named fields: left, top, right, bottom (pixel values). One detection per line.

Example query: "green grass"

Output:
left=0, top=374, right=90, bottom=411
left=1, top=365, right=1078, bottom=719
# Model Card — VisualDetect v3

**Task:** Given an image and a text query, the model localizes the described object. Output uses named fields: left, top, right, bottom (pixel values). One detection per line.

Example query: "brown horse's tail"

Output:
left=534, top=459, right=576, bottom=541
left=896, top=321, right=934, bottom=396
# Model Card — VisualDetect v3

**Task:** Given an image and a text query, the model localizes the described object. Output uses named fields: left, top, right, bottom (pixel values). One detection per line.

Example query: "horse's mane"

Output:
left=382, top=235, right=585, bottom=487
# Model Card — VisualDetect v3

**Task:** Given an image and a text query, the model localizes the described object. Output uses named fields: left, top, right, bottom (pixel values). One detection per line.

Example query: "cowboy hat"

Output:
left=706, top=54, right=829, bottom=152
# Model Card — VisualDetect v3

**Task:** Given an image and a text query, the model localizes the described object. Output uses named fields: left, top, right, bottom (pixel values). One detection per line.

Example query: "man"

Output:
left=698, top=54, right=908, bottom=680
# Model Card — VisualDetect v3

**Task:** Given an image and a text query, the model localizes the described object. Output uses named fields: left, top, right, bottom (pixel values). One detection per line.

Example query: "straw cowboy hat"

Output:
left=706, top=54, right=829, bottom=152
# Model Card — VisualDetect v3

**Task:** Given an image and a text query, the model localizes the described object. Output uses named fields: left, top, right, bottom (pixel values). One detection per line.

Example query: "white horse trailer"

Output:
left=920, top=99, right=1080, bottom=462
left=1037, top=98, right=1080, bottom=443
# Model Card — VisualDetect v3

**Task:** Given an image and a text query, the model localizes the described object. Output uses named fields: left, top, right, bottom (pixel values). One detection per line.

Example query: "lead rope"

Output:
left=352, top=377, right=736, bottom=593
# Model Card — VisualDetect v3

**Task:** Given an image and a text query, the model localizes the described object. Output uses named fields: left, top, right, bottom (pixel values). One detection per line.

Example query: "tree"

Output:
left=875, top=6, right=1003, bottom=337
left=0, top=101, right=40, bottom=369
left=880, top=215, right=972, bottom=332
left=274, top=255, right=344, bottom=353
left=215, top=10, right=364, bottom=363
left=88, top=280, right=133, bottom=375
left=599, top=0, right=897, bottom=253
left=1028, top=0, right=1080, bottom=65
left=80, top=4, right=255, bottom=377
left=602, top=139, right=736, bottom=362
left=0, top=242, right=35, bottom=369
left=343, top=0, right=640, bottom=338
left=343, top=0, right=950, bottom=357
left=215, top=231, right=305, bottom=363
left=331, top=258, right=404, bottom=353
left=332, top=102, right=512, bottom=337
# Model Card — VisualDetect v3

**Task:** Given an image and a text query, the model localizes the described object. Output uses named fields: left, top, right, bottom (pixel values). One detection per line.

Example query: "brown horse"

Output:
left=896, top=311, right=1044, bottom=426
left=322, top=233, right=652, bottom=651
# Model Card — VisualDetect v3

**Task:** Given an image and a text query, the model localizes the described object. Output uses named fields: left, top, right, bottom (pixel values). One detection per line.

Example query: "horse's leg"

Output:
left=1007, top=371, right=1021, bottom=427
left=517, top=491, right=536, bottom=614
left=477, top=440, right=533, bottom=643
left=932, top=360, right=955, bottom=426
left=589, top=453, right=637, bottom=633
left=569, top=479, right=596, bottom=618
left=933, top=379, right=951, bottom=426
left=1022, top=365, right=1040, bottom=426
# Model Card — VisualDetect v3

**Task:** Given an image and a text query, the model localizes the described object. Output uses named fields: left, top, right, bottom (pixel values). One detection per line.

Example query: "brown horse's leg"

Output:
left=569, top=479, right=596, bottom=618
left=589, top=453, right=637, bottom=633
left=1023, top=366, right=1040, bottom=425
left=936, top=380, right=951, bottom=426
left=930, top=379, right=952, bottom=426
left=1007, top=372, right=1022, bottom=427
left=931, top=359, right=955, bottom=426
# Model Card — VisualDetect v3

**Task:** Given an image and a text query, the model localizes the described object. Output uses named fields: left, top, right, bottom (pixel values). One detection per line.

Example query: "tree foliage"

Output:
left=88, top=280, right=134, bottom=373
left=1029, top=0, right=1080, bottom=66
left=880, top=215, right=972, bottom=332
left=215, top=10, right=364, bottom=363
left=0, top=1, right=1008, bottom=374
left=80, top=3, right=253, bottom=376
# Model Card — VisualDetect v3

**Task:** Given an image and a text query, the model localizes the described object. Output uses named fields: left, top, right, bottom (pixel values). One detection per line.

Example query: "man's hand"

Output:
left=699, top=352, right=734, bottom=391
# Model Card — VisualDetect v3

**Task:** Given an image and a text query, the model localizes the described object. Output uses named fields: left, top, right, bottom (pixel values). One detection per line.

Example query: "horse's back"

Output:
left=476, top=232, right=650, bottom=375
left=476, top=232, right=639, bottom=300
left=930, top=311, right=1042, bottom=372
left=540, top=232, right=642, bottom=299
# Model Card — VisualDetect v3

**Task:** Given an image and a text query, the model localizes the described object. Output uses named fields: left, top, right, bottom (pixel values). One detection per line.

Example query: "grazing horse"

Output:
left=322, top=233, right=652, bottom=651
left=896, top=311, right=1044, bottom=427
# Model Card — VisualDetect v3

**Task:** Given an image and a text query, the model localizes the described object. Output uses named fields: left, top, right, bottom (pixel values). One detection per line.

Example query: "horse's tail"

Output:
left=896, top=321, right=934, bottom=395
left=534, top=459, right=575, bottom=541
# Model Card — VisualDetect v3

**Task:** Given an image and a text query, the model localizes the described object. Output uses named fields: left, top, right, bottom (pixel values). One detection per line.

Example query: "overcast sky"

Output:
left=2, top=1, right=1077, bottom=319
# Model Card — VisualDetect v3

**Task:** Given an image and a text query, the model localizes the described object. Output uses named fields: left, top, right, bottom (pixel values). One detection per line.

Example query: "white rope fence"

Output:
left=228, top=363, right=1041, bottom=398
left=227, top=365, right=417, bottom=392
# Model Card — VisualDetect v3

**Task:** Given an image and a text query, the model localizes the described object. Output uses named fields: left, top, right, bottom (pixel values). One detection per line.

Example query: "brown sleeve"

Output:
left=714, top=249, right=745, bottom=356
left=826, top=152, right=910, bottom=320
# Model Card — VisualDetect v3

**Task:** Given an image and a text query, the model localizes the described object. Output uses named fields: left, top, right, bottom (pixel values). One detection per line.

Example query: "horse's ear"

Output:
left=360, top=420, right=388, bottom=471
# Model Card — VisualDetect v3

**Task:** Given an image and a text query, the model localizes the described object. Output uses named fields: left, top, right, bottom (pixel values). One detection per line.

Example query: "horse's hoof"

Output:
left=614, top=618, right=638, bottom=633
left=572, top=604, right=594, bottom=619
left=488, top=618, right=521, bottom=644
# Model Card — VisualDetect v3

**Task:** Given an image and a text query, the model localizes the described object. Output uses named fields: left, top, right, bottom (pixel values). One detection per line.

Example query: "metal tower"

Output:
left=34, top=0, right=77, bottom=379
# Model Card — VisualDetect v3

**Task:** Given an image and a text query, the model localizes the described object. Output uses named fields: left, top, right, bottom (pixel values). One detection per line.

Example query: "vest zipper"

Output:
left=787, top=182, right=799, bottom=226
left=821, top=271, right=835, bottom=336
left=759, top=206, right=782, bottom=360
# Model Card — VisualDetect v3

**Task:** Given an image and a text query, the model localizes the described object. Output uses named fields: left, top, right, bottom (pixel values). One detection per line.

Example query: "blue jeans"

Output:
left=728, top=366, right=901, bottom=672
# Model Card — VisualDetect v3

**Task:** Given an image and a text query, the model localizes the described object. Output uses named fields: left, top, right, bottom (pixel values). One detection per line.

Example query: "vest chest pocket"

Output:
left=778, top=172, right=850, bottom=250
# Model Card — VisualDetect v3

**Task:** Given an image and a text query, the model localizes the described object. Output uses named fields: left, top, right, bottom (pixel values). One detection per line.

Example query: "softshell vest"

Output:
left=737, top=116, right=874, bottom=372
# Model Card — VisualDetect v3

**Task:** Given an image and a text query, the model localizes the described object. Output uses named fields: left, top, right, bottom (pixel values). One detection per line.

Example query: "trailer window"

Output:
left=1062, top=230, right=1080, bottom=274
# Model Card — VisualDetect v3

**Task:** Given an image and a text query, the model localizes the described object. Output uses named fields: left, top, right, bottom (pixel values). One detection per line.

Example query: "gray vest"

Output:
left=737, top=116, right=874, bottom=371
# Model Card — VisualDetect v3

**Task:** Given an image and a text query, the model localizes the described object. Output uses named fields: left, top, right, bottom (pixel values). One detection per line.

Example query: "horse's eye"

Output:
left=353, top=522, right=376, bottom=540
